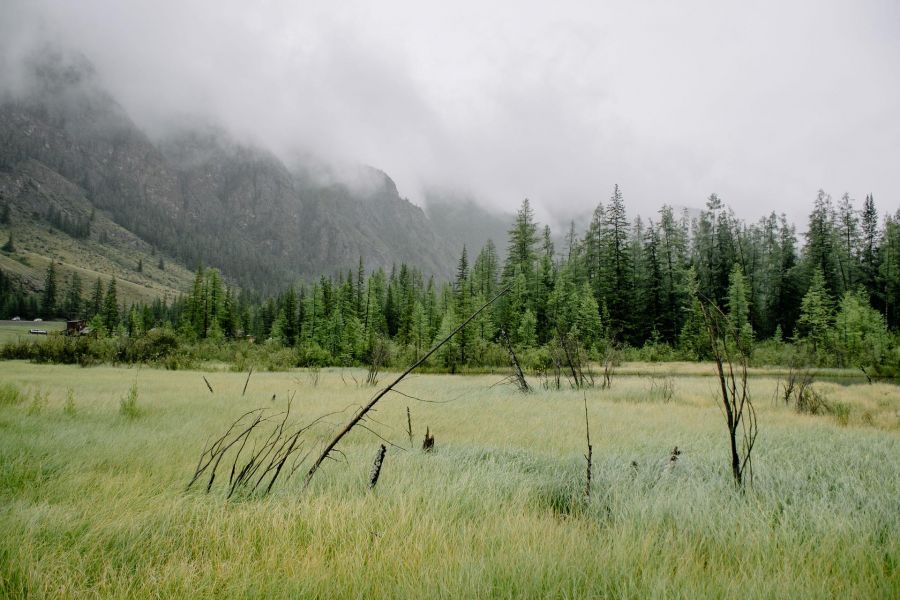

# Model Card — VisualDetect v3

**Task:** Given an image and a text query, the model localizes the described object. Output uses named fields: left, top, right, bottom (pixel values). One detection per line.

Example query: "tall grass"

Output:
left=0, top=362, right=897, bottom=598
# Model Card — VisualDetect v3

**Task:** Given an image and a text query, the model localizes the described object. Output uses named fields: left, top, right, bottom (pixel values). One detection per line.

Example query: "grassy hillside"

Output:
left=0, top=364, right=896, bottom=597
left=0, top=160, right=195, bottom=308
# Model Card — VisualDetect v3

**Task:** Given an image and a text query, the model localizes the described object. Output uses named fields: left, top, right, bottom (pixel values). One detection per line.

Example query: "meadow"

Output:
left=0, top=361, right=897, bottom=598
left=0, top=320, right=66, bottom=345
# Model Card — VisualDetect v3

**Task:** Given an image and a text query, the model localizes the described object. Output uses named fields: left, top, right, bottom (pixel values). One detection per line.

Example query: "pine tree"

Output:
left=41, top=262, right=58, bottom=317
left=726, top=264, right=753, bottom=351
left=834, top=193, right=860, bottom=291
left=859, top=194, right=880, bottom=303
left=454, top=246, right=473, bottom=364
left=102, top=278, right=120, bottom=332
left=281, top=286, right=299, bottom=346
left=796, top=267, right=832, bottom=354
left=604, top=184, right=632, bottom=340
left=63, top=273, right=82, bottom=319
left=90, top=278, right=104, bottom=318
left=804, top=190, right=841, bottom=296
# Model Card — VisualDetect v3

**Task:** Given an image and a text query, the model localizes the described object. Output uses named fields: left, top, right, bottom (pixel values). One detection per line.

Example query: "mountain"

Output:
left=424, top=191, right=512, bottom=260
left=0, top=48, right=487, bottom=295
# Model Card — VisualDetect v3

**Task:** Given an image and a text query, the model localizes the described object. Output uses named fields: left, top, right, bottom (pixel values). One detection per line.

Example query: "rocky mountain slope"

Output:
left=0, top=49, right=505, bottom=295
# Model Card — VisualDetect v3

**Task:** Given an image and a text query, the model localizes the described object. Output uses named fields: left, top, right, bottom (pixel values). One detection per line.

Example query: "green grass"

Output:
left=0, top=320, right=66, bottom=345
left=0, top=362, right=897, bottom=598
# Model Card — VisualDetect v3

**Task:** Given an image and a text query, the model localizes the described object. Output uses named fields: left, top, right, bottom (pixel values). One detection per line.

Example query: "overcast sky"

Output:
left=3, top=0, right=899, bottom=226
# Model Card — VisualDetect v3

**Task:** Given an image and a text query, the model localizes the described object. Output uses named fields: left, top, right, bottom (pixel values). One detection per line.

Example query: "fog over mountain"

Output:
left=2, top=0, right=898, bottom=228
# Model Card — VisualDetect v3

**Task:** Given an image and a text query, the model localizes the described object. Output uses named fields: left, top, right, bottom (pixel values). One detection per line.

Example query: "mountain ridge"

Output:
left=0, top=48, right=510, bottom=294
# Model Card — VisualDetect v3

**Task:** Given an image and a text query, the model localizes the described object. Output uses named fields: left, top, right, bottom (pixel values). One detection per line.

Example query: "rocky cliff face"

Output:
left=0, top=49, right=463, bottom=291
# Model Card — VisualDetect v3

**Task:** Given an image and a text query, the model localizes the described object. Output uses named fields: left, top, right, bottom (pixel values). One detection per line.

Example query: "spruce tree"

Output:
left=797, top=268, right=832, bottom=354
left=63, top=273, right=82, bottom=319
left=102, top=278, right=120, bottom=332
left=604, top=184, right=632, bottom=340
left=41, top=262, right=58, bottom=317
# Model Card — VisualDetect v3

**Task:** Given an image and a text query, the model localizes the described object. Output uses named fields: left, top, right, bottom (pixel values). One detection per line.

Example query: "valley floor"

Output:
left=0, top=362, right=897, bottom=598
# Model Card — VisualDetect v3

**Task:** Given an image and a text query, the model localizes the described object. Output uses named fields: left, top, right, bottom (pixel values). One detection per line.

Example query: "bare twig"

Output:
left=202, top=376, right=214, bottom=394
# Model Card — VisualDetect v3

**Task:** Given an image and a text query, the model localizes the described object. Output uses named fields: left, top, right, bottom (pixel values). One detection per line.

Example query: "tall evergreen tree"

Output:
left=102, top=278, right=120, bottom=332
left=41, top=262, right=58, bottom=317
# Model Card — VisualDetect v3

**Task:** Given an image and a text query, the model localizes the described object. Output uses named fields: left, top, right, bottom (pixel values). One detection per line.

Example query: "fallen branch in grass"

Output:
left=203, top=376, right=214, bottom=394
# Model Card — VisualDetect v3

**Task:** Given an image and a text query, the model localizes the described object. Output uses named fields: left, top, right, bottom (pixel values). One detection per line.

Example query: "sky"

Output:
left=2, top=0, right=899, bottom=227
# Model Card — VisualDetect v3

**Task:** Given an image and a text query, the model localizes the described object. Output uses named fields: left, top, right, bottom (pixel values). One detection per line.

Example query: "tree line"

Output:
left=2, top=188, right=898, bottom=369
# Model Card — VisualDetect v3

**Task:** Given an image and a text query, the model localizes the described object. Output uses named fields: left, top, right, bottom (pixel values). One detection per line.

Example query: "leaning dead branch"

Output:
left=202, top=376, right=214, bottom=394
left=242, top=367, right=254, bottom=397
left=302, top=287, right=509, bottom=490
left=583, top=395, right=593, bottom=499
left=500, top=329, right=530, bottom=393
left=699, top=299, right=758, bottom=488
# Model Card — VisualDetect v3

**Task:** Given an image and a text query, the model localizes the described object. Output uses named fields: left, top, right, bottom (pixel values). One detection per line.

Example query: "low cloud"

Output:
left=3, top=0, right=898, bottom=227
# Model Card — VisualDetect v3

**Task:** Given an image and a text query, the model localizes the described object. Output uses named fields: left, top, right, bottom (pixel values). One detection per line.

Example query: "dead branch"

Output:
left=501, top=329, right=530, bottom=393
left=368, top=444, right=387, bottom=489
left=406, top=406, right=413, bottom=446
left=422, top=427, right=435, bottom=452
left=242, top=367, right=253, bottom=397
left=584, top=394, right=592, bottom=499
left=202, top=376, right=214, bottom=394
left=699, top=298, right=758, bottom=488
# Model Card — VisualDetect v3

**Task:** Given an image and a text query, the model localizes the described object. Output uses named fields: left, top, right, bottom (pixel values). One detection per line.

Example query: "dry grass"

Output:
left=0, top=361, right=897, bottom=598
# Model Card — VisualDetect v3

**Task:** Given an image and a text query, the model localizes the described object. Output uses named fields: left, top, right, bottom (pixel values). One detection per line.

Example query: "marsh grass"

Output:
left=0, top=381, right=21, bottom=406
left=63, top=388, right=76, bottom=417
left=25, top=388, right=48, bottom=416
left=0, top=361, right=897, bottom=598
left=119, top=378, right=140, bottom=419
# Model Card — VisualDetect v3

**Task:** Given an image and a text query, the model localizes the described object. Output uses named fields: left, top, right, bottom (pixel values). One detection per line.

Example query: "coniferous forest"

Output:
left=3, top=188, right=898, bottom=372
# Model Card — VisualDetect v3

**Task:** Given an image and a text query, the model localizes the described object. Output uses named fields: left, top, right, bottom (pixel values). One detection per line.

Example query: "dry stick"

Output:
left=302, top=286, right=510, bottom=490
left=203, top=376, right=214, bottom=394
left=501, top=329, right=530, bottom=393
left=583, top=394, right=592, bottom=499
left=859, top=365, right=872, bottom=384
left=368, top=444, right=387, bottom=489
left=406, top=406, right=413, bottom=447
left=242, top=367, right=254, bottom=397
